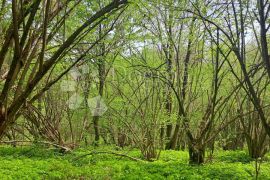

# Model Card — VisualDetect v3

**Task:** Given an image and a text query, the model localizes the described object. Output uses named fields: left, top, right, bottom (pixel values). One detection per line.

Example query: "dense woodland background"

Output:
left=0, top=0, right=270, bottom=176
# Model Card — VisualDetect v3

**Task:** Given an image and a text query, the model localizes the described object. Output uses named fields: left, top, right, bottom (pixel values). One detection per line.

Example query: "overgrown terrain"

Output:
left=0, top=146, right=269, bottom=179
left=1, top=0, right=270, bottom=179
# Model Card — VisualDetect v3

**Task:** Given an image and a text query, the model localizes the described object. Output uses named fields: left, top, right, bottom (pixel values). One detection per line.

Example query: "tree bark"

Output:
left=165, top=124, right=180, bottom=150
left=189, top=145, right=205, bottom=165
left=93, top=116, right=100, bottom=143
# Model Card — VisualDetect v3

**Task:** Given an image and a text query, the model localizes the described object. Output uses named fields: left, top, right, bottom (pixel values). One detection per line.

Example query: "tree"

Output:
left=0, top=0, right=128, bottom=137
left=189, top=0, right=270, bottom=137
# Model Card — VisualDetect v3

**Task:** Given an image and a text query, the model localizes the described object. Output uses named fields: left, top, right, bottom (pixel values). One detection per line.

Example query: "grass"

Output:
left=0, top=145, right=269, bottom=179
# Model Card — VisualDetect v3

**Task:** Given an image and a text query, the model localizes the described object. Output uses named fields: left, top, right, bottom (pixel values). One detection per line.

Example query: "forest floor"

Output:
left=0, top=146, right=269, bottom=179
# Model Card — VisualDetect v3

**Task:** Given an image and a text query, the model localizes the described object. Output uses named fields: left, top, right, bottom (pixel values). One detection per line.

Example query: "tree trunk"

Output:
left=189, top=145, right=205, bottom=165
left=166, top=123, right=172, bottom=140
left=246, top=133, right=268, bottom=158
left=166, top=124, right=180, bottom=150
left=117, top=132, right=126, bottom=148
left=92, top=20, right=106, bottom=145
left=93, top=115, right=100, bottom=143
left=0, top=108, right=9, bottom=138
left=160, top=125, right=164, bottom=143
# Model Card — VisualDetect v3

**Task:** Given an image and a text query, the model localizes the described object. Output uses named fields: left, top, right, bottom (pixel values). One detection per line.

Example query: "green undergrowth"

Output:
left=0, top=145, right=269, bottom=179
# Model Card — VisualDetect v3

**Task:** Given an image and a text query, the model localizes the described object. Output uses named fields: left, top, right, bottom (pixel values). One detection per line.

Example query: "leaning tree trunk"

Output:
left=0, top=107, right=11, bottom=138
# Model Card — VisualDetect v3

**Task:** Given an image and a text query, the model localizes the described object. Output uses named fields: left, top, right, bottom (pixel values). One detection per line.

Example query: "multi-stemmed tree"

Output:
left=0, top=0, right=128, bottom=137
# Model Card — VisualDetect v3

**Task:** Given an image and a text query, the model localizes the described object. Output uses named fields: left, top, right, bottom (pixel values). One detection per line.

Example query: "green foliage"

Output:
left=216, top=150, right=253, bottom=163
left=0, top=146, right=269, bottom=179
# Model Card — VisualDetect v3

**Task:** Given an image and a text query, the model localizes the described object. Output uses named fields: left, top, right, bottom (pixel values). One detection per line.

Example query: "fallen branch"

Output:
left=0, top=140, right=71, bottom=152
left=72, top=151, right=146, bottom=162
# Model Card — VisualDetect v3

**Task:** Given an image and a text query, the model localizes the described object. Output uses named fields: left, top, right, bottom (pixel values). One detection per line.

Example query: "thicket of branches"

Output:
left=0, top=0, right=270, bottom=164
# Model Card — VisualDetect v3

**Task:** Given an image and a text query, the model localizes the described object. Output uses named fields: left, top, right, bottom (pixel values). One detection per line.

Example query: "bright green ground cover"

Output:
left=0, top=146, right=269, bottom=179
